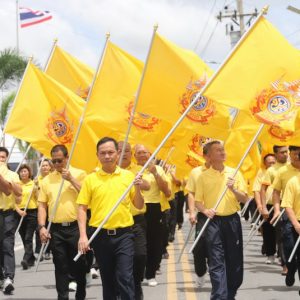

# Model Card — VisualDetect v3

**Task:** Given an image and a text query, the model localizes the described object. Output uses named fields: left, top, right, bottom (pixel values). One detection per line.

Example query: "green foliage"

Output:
left=0, top=92, right=15, bottom=129
left=0, top=48, right=27, bottom=90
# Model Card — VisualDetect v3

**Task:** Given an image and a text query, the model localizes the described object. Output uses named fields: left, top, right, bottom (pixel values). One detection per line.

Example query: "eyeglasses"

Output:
left=51, top=158, right=63, bottom=164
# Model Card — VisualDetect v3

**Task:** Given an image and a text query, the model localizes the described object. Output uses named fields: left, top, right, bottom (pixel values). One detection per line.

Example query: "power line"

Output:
left=193, top=0, right=217, bottom=52
left=200, top=20, right=219, bottom=56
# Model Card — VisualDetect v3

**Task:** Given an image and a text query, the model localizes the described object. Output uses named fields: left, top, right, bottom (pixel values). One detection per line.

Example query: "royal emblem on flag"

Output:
left=76, top=86, right=89, bottom=100
left=180, top=76, right=215, bottom=124
left=251, top=79, right=300, bottom=125
left=268, top=125, right=294, bottom=142
left=127, top=101, right=160, bottom=130
left=46, top=107, right=74, bottom=144
left=185, top=134, right=210, bottom=167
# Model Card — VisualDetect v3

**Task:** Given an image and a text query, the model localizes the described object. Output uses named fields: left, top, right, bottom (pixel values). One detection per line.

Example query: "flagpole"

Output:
left=16, top=0, right=19, bottom=54
left=15, top=144, right=31, bottom=172
left=35, top=33, right=110, bottom=272
left=74, top=6, right=269, bottom=262
left=6, top=138, right=17, bottom=162
left=44, top=39, right=58, bottom=72
left=118, top=24, right=158, bottom=166
left=189, top=123, right=265, bottom=254
left=161, top=146, right=175, bottom=169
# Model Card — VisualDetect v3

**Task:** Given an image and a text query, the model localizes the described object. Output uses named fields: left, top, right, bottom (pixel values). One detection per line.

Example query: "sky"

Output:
left=1, top=0, right=300, bottom=71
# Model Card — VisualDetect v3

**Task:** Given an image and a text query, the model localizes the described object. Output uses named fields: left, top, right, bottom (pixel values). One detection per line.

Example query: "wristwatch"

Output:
left=37, top=224, right=46, bottom=231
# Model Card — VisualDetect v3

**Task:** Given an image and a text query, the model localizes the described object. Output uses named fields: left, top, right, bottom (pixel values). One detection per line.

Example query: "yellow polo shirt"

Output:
left=77, top=166, right=136, bottom=229
left=38, top=166, right=86, bottom=223
left=272, top=163, right=300, bottom=194
left=160, top=174, right=172, bottom=212
left=18, top=180, right=37, bottom=209
left=281, top=174, right=300, bottom=220
left=253, top=169, right=273, bottom=204
left=195, top=166, right=247, bottom=216
left=125, top=163, right=146, bottom=216
left=142, top=165, right=168, bottom=204
left=0, top=167, right=20, bottom=211
left=186, top=165, right=208, bottom=194
left=262, top=162, right=286, bottom=186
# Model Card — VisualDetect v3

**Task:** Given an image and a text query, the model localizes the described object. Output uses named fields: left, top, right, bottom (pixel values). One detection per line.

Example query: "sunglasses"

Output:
left=51, top=158, right=63, bottom=164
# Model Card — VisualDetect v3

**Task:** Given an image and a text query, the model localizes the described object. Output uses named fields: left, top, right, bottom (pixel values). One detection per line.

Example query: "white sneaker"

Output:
left=3, top=278, right=14, bottom=294
left=148, top=278, right=158, bottom=287
left=86, top=272, right=92, bottom=287
left=265, top=255, right=275, bottom=264
left=195, top=274, right=205, bottom=288
left=90, top=267, right=99, bottom=279
left=68, top=281, right=77, bottom=292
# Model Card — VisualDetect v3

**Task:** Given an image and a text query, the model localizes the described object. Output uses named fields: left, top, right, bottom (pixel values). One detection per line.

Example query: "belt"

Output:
left=97, top=226, right=132, bottom=236
left=0, top=209, right=14, bottom=215
left=52, top=221, right=77, bottom=228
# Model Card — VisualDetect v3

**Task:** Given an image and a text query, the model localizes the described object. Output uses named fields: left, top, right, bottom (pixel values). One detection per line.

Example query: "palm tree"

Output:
left=0, top=48, right=27, bottom=90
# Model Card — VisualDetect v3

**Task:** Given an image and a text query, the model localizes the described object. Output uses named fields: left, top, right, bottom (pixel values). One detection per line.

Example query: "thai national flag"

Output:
left=19, top=7, right=52, bottom=28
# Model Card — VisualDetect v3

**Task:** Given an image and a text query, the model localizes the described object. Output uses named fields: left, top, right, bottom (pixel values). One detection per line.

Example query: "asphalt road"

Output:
left=4, top=215, right=300, bottom=300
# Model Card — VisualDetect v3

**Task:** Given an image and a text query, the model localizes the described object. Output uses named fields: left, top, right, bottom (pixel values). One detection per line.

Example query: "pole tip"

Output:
left=53, top=38, right=58, bottom=43
left=105, top=32, right=111, bottom=39
left=262, top=5, right=269, bottom=14
left=154, top=23, right=159, bottom=31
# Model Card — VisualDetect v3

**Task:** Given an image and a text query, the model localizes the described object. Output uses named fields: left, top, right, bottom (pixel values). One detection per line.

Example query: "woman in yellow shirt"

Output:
left=15, top=164, right=38, bottom=270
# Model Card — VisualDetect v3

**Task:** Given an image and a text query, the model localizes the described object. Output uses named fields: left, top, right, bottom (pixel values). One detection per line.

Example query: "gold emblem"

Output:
left=251, top=78, right=300, bottom=125
left=268, top=125, right=294, bottom=142
left=127, top=101, right=160, bottom=130
left=46, top=107, right=74, bottom=144
left=180, top=76, right=215, bottom=124
left=185, top=134, right=210, bottom=167
left=76, top=86, right=89, bottom=99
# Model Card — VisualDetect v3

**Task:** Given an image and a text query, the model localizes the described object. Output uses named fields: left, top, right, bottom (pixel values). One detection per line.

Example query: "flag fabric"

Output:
left=135, top=33, right=231, bottom=140
left=19, top=7, right=52, bottom=28
left=4, top=62, right=85, bottom=158
left=204, top=16, right=300, bottom=131
left=46, top=45, right=94, bottom=98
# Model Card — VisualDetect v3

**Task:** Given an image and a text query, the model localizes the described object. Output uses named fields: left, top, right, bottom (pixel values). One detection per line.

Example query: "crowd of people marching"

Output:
left=0, top=139, right=300, bottom=300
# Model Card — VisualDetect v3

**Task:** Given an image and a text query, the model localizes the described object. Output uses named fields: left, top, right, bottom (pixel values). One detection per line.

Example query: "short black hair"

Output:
left=18, top=164, right=32, bottom=179
left=50, top=145, right=68, bottom=157
left=289, top=145, right=300, bottom=152
left=273, top=145, right=287, bottom=153
left=203, top=140, right=222, bottom=155
left=263, top=153, right=275, bottom=162
left=97, top=137, right=118, bottom=151
left=0, top=146, right=9, bottom=157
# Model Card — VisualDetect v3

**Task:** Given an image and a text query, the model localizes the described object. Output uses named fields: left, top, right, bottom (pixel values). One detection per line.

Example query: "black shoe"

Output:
left=286, top=271, right=295, bottom=287
left=21, top=260, right=28, bottom=270
left=168, top=234, right=174, bottom=242
left=178, top=224, right=182, bottom=230
left=261, top=244, right=266, bottom=255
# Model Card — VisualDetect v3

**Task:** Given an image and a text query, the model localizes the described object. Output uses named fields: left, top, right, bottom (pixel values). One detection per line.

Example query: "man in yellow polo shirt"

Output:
left=0, top=146, right=22, bottom=295
left=186, top=152, right=210, bottom=289
left=118, top=141, right=149, bottom=300
left=272, top=145, right=300, bottom=287
left=77, top=137, right=144, bottom=300
left=134, top=144, right=170, bottom=287
left=281, top=169, right=300, bottom=296
left=195, top=141, right=247, bottom=300
left=38, top=144, right=87, bottom=300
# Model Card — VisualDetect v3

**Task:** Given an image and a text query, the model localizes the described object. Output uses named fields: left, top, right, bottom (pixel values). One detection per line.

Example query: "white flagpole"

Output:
left=288, top=235, right=300, bottom=263
left=118, top=24, right=158, bottom=166
left=15, top=144, right=31, bottom=173
left=16, top=0, right=19, bottom=54
left=272, top=208, right=285, bottom=227
left=35, top=33, right=110, bottom=271
left=74, top=6, right=269, bottom=262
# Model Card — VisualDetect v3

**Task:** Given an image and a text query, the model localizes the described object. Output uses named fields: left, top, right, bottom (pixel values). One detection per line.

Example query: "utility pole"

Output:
left=217, top=0, right=258, bottom=47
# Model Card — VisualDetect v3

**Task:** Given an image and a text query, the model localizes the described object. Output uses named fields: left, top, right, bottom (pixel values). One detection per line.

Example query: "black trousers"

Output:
left=91, top=227, right=135, bottom=300
left=262, top=204, right=276, bottom=257
left=50, top=223, right=86, bottom=300
left=18, top=209, right=37, bottom=264
left=0, top=210, right=17, bottom=280
left=193, top=212, right=208, bottom=277
left=145, top=203, right=163, bottom=279
left=161, top=210, right=169, bottom=256
left=132, top=215, right=147, bottom=300
left=168, top=199, right=177, bottom=238
left=176, top=191, right=185, bottom=225
left=206, top=213, right=243, bottom=300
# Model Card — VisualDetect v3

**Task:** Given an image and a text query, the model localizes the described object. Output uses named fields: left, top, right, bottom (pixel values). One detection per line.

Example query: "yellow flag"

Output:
left=4, top=62, right=85, bottom=158
left=46, top=45, right=94, bottom=98
left=204, top=16, right=300, bottom=131
left=135, top=33, right=230, bottom=140
left=72, top=41, right=175, bottom=172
